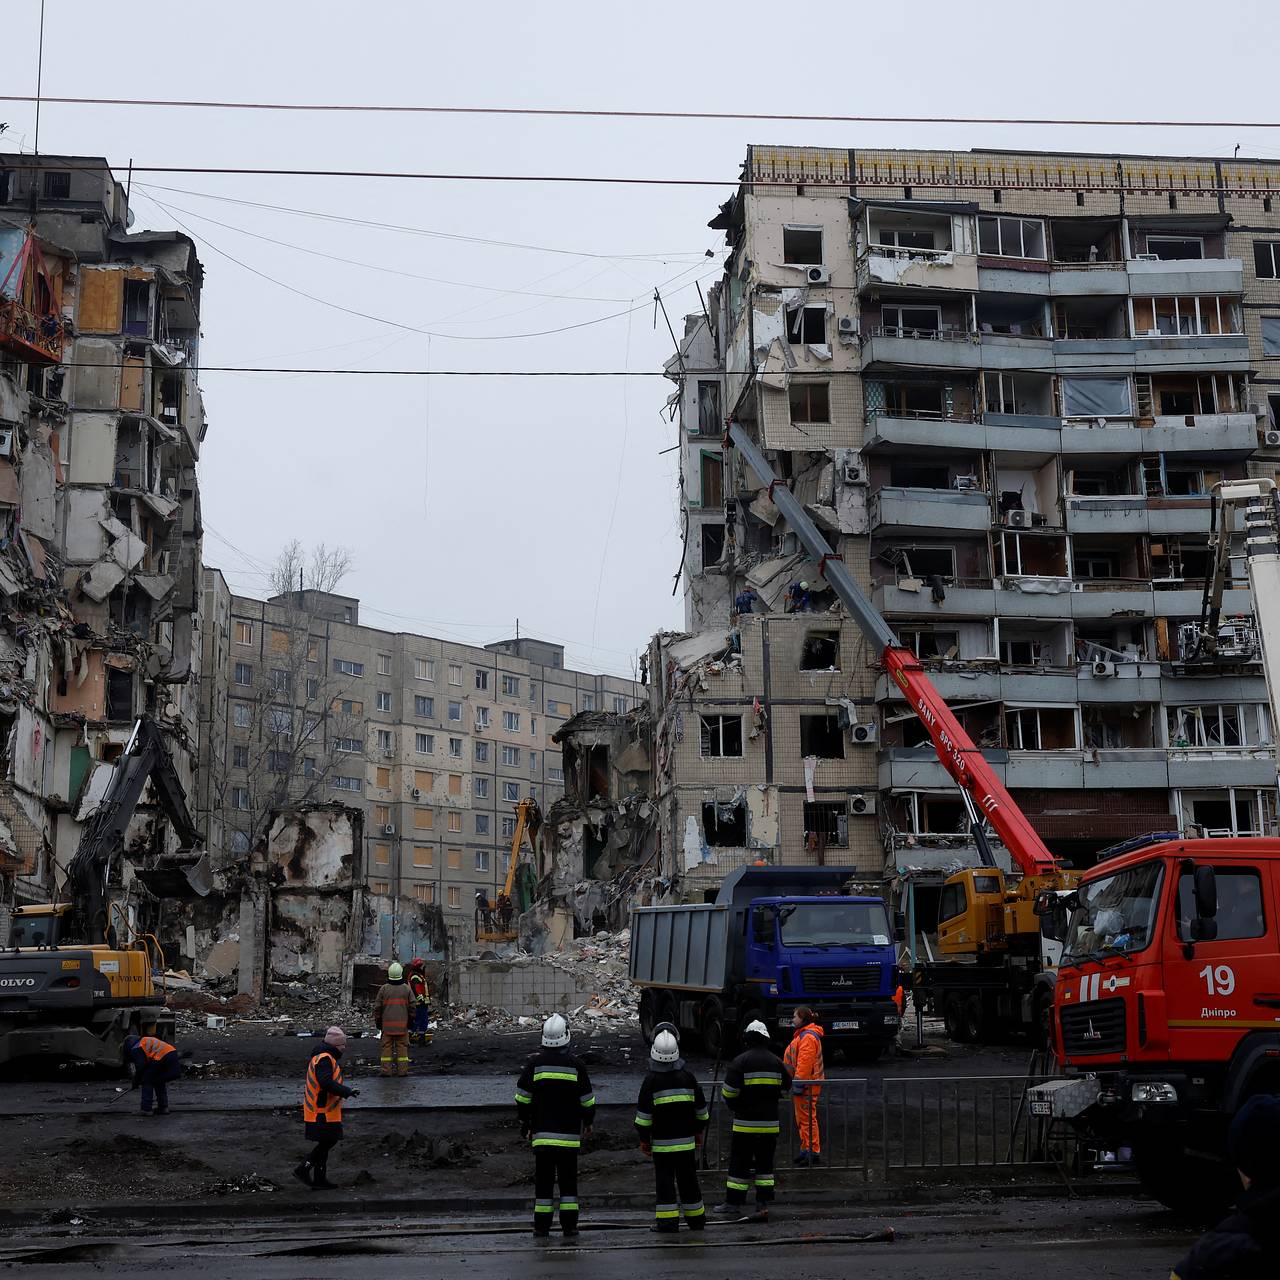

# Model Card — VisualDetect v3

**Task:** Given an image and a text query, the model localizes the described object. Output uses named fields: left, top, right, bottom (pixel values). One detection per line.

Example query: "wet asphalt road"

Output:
left=0, top=1200, right=1194, bottom=1277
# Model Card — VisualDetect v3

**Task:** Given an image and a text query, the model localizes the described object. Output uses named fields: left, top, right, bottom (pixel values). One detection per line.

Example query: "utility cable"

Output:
left=8, top=92, right=1280, bottom=131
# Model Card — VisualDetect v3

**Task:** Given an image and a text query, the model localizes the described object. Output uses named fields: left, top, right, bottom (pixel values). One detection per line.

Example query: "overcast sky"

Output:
left=5, top=0, right=1279, bottom=677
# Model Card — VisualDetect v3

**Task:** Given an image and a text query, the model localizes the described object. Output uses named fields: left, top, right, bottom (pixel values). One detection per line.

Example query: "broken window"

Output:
left=105, top=669, right=133, bottom=721
left=877, top=226, right=938, bottom=250
left=231, top=786, right=250, bottom=811
left=699, top=714, right=743, bottom=758
left=786, top=305, right=827, bottom=344
left=978, top=215, right=1046, bottom=260
left=41, top=171, right=71, bottom=200
left=449, top=737, right=463, bottom=757
left=800, top=630, right=840, bottom=671
left=232, top=745, right=249, bottom=769
left=1255, top=242, right=1280, bottom=280
left=333, top=658, right=364, bottom=677
left=800, top=714, right=845, bottom=759
left=789, top=381, right=830, bottom=424
left=700, top=450, right=723, bottom=507
left=999, top=532, right=1069, bottom=577
left=1004, top=706, right=1077, bottom=750
left=376, top=729, right=393, bottom=752
left=985, top=371, right=1053, bottom=416
left=1146, top=236, right=1203, bottom=260
left=697, top=381, right=722, bottom=435
left=702, top=799, right=747, bottom=846
left=701, top=523, right=725, bottom=571
left=899, top=627, right=959, bottom=660
left=882, top=304, right=942, bottom=336
left=895, top=546, right=956, bottom=580
left=503, top=780, right=520, bottom=801
left=475, top=668, right=489, bottom=690
left=889, top=462, right=951, bottom=490
left=1132, top=295, right=1239, bottom=337
left=230, top=831, right=251, bottom=854
left=803, top=800, right=849, bottom=850
left=123, top=279, right=151, bottom=337
left=782, top=226, right=823, bottom=265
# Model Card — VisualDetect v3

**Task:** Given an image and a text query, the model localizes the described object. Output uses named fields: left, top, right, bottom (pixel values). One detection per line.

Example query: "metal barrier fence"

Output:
left=695, top=1073, right=1078, bottom=1183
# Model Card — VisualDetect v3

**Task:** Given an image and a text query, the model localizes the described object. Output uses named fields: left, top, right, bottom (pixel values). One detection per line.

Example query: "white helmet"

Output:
left=744, top=1019, right=769, bottom=1041
left=651, top=1029, right=680, bottom=1064
left=542, top=1013, right=570, bottom=1048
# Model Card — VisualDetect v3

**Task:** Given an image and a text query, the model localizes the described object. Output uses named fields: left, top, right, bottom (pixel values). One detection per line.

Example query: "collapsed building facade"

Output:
left=0, top=155, right=207, bottom=908
left=661, top=144, right=1280, bottom=911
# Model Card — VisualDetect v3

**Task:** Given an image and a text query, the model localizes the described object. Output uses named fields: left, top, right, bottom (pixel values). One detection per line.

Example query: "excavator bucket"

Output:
left=132, top=850, right=212, bottom=900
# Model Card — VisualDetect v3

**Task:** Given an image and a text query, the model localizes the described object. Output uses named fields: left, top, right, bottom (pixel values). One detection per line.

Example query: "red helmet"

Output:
left=408, top=956, right=426, bottom=971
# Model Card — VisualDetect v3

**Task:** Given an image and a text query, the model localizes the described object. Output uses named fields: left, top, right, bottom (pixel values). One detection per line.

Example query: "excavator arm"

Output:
left=726, top=422, right=1058, bottom=879
left=67, top=717, right=206, bottom=944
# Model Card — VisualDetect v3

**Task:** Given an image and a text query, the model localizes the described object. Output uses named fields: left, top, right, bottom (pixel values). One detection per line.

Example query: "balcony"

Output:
left=1166, top=752, right=1277, bottom=789
left=0, top=297, right=64, bottom=366
left=874, top=581, right=998, bottom=617
left=869, top=486, right=990, bottom=535
left=1059, top=415, right=1258, bottom=458
left=877, top=746, right=1171, bottom=790
left=857, top=245, right=978, bottom=293
left=867, top=411, right=1062, bottom=456
left=1127, top=256, right=1244, bottom=296
left=860, top=326, right=982, bottom=371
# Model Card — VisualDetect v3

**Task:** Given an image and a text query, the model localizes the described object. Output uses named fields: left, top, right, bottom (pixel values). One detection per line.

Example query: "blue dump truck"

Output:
left=629, top=866, right=903, bottom=1061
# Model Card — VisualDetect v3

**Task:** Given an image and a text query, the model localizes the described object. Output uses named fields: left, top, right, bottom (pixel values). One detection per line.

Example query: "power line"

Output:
left=54, top=361, right=675, bottom=375
left=8, top=92, right=1280, bottom=131
left=3, top=158, right=1278, bottom=196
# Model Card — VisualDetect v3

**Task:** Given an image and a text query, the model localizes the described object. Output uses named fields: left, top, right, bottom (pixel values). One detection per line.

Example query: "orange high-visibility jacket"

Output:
left=303, top=1051, right=345, bottom=1124
left=139, top=1035, right=176, bottom=1061
left=783, top=1023, right=825, bottom=1093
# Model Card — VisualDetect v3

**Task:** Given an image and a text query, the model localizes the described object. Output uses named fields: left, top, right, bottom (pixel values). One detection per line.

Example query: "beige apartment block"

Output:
left=199, top=579, right=641, bottom=946
left=661, top=144, right=1280, bottom=909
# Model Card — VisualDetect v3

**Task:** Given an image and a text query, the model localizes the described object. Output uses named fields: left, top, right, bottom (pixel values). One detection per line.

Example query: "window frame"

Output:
left=978, top=214, right=1047, bottom=260
left=699, top=713, right=744, bottom=758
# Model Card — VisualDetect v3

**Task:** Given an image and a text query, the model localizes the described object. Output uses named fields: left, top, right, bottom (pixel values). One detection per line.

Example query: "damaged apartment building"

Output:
left=0, top=155, right=207, bottom=905
left=661, top=143, right=1280, bottom=902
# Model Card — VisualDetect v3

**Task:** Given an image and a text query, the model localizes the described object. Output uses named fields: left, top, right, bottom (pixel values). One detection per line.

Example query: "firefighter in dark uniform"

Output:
left=635, top=1028, right=709, bottom=1234
left=712, top=1018, right=792, bottom=1221
left=515, top=1014, right=595, bottom=1238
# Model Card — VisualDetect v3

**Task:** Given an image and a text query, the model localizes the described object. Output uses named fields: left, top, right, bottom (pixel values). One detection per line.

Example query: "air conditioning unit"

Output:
left=474, top=721, right=487, bottom=733
left=411, top=787, right=422, bottom=799
left=0, top=427, right=12, bottom=458
left=849, top=793, right=877, bottom=816
left=850, top=722, right=878, bottom=746
left=1249, top=402, right=1268, bottom=419
left=805, top=265, right=831, bottom=284
left=952, top=475, right=979, bottom=492
left=1263, top=429, right=1280, bottom=448
left=841, top=461, right=867, bottom=486
left=383, top=824, right=396, bottom=836
left=837, top=315, right=857, bottom=336
left=1003, top=509, right=1030, bottom=528
left=1092, top=660, right=1117, bottom=677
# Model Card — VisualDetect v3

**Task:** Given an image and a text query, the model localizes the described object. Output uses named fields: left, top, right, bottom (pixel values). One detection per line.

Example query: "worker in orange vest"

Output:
left=295, top=1026, right=359, bottom=1190
left=124, top=1029, right=182, bottom=1115
left=782, top=1007, right=825, bottom=1165
left=374, top=961, right=412, bottom=1076
left=407, top=957, right=432, bottom=1046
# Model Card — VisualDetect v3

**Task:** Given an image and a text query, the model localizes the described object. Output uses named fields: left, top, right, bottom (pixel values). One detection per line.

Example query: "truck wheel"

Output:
left=963, top=996, right=986, bottom=1044
left=639, top=991, right=658, bottom=1043
left=1133, top=1135, right=1236, bottom=1220
left=1032, top=989, right=1054, bottom=1049
left=943, top=995, right=970, bottom=1043
left=702, top=999, right=728, bottom=1060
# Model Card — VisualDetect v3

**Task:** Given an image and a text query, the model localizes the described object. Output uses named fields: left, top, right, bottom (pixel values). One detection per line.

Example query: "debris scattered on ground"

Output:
left=206, top=1172, right=277, bottom=1196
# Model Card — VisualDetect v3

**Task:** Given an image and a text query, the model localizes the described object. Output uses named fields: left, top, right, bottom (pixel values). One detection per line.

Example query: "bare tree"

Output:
left=215, top=542, right=363, bottom=861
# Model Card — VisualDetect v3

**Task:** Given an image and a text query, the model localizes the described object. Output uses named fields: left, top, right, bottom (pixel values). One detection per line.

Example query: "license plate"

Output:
left=832, top=1020, right=861, bottom=1031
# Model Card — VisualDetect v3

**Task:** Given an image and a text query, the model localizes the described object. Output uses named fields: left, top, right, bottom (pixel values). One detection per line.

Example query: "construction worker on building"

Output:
left=515, top=1013, right=595, bottom=1238
left=783, top=1006, right=825, bottom=1165
left=635, top=1027, right=709, bottom=1234
left=124, top=1027, right=182, bottom=1116
left=295, top=1025, right=360, bottom=1190
left=407, top=957, right=432, bottom=1046
left=712, top=1019, right=792, bottom=1221
left=373, top=960, right=412, bottom=1076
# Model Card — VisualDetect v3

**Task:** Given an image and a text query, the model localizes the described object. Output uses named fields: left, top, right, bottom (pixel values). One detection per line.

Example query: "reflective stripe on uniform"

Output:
left=515, top=1089, right=532, bottom=1104
left=720, top=1084, right=740, bottom=1099
left=140, top=1036, right=174, bottom=1061
left=651, top=1137, right=696, bottom=1153
left=559, top=1201, right=580, bottom=1212
left=732, top=1119, right=780, bottom=1133
left=653, top=1089, right=696, bottom=1105
left=682, top=1202, right=705, bottom=1217
left=754, top=1176, right=775, bottom=1187
left=743, top=1073, right=782, bottom=1086
left=655, top=1205, right=680, bottom=1218
left=726, top=1178, right=750, bottom=1192
left=634, top=1111, right=653, bottom=1127
left=580, top=1093, right=596, bottom=1107
left=696, top=1108, right=710, bottom=1122
left=531, top=1132, right=582, bottom=1148
left=533, top=1070, right=580, bottom=1082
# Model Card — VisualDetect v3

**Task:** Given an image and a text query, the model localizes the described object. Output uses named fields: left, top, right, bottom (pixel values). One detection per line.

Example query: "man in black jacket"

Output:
left=1172, top=1094, right=1280, bottom=1278
left=635, top=1028, right=709, bottom=1234
left=712, top=1019, right=792, bottom=1221
left=515, top=1014, right=595, bottom=1238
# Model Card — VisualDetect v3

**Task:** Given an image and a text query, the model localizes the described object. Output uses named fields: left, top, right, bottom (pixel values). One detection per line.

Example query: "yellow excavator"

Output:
left=0, top=717, right=209, bottom=1066
left=475, top=798, right=540, bottom=943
